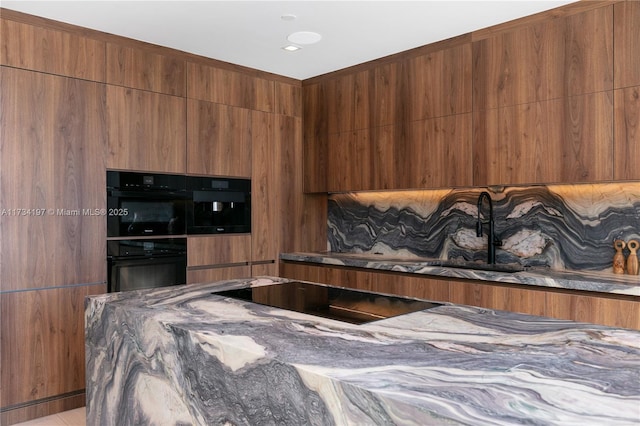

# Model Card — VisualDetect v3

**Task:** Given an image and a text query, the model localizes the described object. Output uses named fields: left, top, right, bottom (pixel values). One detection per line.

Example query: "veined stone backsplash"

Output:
left=328, top=183, right=640, bottom=272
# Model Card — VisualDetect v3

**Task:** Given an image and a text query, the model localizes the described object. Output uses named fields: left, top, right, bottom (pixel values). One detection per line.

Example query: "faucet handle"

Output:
left=494, top=237, right=503, bottom=247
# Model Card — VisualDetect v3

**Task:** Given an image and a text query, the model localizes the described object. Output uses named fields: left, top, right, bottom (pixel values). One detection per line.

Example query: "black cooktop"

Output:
left=212, top=281, right=442, bottom=324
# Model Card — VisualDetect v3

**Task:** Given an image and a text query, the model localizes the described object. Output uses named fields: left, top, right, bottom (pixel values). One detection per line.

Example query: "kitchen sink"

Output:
left=212, top=282, right=442, bottom=325
left=319, top=252, right=524, bottom=273
left=438, top=259, right=525, bottom=273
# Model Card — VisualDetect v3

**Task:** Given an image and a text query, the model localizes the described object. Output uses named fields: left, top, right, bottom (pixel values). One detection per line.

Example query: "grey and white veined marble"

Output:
left=328, top=182, right=640, bottom=272
left=279, top=252, right=640, bottom=296
left=86, top=278, right=640, bottom=425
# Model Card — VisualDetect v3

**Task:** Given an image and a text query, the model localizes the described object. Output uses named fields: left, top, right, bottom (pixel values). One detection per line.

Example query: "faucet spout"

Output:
left=476, top=191, right=501, bottom=264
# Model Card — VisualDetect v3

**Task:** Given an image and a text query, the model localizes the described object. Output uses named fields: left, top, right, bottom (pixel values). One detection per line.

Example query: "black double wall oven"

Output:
left=107, top=171, right=251, bottom=293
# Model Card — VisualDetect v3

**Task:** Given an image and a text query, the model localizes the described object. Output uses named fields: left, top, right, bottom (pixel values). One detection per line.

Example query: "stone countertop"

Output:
left=280, top=252, right=640, bottom=297
left=85, top=277, right=640, bottom=425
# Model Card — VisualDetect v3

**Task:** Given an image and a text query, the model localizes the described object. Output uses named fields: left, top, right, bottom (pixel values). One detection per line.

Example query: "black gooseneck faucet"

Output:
left=476, top=191, right=502, bottom=264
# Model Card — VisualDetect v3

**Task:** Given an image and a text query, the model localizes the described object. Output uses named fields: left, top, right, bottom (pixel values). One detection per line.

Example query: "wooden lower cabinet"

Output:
left=187, top=265, right=251, bottom=284
left=251, top=262, right=278, bottom=277
left=280, top=262, right=640, bottom=330
left=187, top=235, right=251, bottom=267
left=546, top=292, right=640, bottom=329
left=0, top=284, right=106, bottom=425
left=187, top=235, right=252, bottom=284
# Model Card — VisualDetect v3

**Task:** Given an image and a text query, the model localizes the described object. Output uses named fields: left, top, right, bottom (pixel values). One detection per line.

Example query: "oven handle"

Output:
left=108, top=253, right=186, bottom=262
left=107, top=189, right=188, bottom=198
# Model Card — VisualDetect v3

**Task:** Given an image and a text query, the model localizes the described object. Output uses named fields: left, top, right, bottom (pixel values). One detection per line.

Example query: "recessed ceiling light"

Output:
left=287, top=31, right=322, bottom=45
left=282, top=45, right=301, bottom=52
left=281, top=14, right=297, bottom=21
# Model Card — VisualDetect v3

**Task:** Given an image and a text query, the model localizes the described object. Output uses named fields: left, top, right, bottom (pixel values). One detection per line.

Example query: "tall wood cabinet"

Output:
left=1, top=9, right=316, bottom=425
left=0, top=65, right=107, bottom=422
left=613, top=1, right=640, bottom=181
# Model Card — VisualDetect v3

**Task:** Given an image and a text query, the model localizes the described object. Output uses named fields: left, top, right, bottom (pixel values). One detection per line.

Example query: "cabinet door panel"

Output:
left=0, top=18, right=105, bottom=81
left=546, top=292, right=640, bottom=329
left=351, top=63, right=405, bottom=131
left=187, top=62, right=274, bottom=112
left=187, top=235, right=251, bottom=267
left=474, top=92, right=613, bottom=185
left=252, top=262, right=278, bottom=277
left=614, top=86, right=640, bottom=180
left=187, top=100, right=251, bottom=177
left=106, top=85, right=186, bottom=173
left=251, top=111, right=278, bottom=262
left=302, top=83, right=328, bottom=193
left=327, top=129, right=372, bottom=192
left=473, top=6, right=612, bottom=110
left=614, top=1, right=640, bottom=89
left=106, top=44, right=185, bottom=96
left=275, top=82, right=302, bottom=117
left=326, top=74, right=357, bottom=134
left=0, top=67, right=106, bottom=290
left=405, top=114, right=472, bottom=188
left=0, top=284, right=106, bottom=407
left=406, top=44, right=472, bottom=120
left=187, top=265, right=251, bottom=284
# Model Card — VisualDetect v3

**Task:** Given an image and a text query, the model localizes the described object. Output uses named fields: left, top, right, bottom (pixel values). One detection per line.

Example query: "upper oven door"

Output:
left=107, top=189, right=187, bottom=237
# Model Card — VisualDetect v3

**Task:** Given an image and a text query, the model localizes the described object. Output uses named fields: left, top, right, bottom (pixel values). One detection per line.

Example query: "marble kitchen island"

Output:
left=85, top=277, right=640, bottom=425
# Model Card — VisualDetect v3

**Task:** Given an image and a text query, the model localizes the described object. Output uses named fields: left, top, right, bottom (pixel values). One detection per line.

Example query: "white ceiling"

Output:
left=2, top=1, right=577, bottom=80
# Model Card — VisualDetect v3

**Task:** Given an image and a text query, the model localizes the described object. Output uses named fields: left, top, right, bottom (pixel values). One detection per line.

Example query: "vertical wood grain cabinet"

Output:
left=0, top=18, right=106, bottom=81
left=187, top=100, right=251, bottom=177
left=472, top=6, right=614, bottom=186
left=0, top=64, right=107, bottom=422
left=187, top=235, right=252, bottom=284
left=106, top=85, right=187, bottom=173
left=304, top=2, right=638, bottom=192
left=1, top=10, right=312, bottom=424
left=106, top=43, right=186, bottom=96
left=613, top=1, right=640, bottom=181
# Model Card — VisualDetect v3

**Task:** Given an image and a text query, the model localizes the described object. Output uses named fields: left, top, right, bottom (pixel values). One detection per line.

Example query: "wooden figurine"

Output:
left=613, top=239, right=626, bottom=274
left=627, top=240, right=639, bottom=275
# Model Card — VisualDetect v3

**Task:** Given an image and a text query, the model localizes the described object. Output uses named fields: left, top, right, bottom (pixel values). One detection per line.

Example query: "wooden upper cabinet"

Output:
left=614, top=1, right=640, bottom=89
left=404, top=114, right=473, bottom=189
left=326, top=74, right=357, bottom=134
left=0, top=18, right=105, bottom=81
left=327, top=129, right=372, bottom=192
left=275, top=81, right=302, bottom=117
left=613, top=0, right=639, bottom=180
left=106, top=85, right=186, bottom=173
left=406, top=43, right=472, bottom=121
left=614, top=86, right=640, bottom=180
left=473, top=5, right=613, bottom=110
left=186, top=100, right=251, bottom=177
left=326, top=62, right=405, bottom=134
left=187, top=62, right=274, bottom=112
left=302, top=82, right=328, bottom=193
left=106, top=43, right=185, bottom=96
left=474, top=92, right=613, bottom=186
left=0, top=67, right=106, bottom=290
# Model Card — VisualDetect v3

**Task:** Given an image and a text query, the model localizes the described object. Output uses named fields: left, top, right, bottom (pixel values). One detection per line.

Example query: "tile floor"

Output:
left=11, top=408, right=86, bottom=426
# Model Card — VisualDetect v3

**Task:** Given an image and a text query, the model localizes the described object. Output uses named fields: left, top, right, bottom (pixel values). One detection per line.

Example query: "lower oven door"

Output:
left=108, top=254, right=186, bottom=293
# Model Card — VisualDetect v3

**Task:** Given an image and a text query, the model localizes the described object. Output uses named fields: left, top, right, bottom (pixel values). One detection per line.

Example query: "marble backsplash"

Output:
left=328, top=183, right=640, bottom=272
